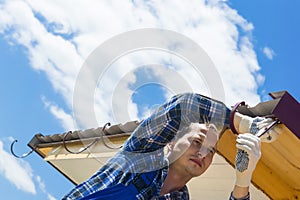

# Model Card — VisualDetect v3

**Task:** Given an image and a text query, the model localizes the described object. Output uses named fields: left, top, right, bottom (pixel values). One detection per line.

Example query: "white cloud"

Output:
left=263, top=46, right=276, bottom=60
left=42, top=96, right=76, bottom=130
left=36, top=175, right=57, bottom=200
left=0, top=137, right=56, bottom=198
left=0, top=0, right=265, bottom=128
left=36, top=176, right=46, bottom=193
left=0, top=140, right=36, bottom=194
left=47, top=194, right=57, bottom=200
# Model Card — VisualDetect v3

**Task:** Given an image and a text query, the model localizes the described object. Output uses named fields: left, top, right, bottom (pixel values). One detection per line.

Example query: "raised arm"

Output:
left=123, top=93, right=231, bottom=152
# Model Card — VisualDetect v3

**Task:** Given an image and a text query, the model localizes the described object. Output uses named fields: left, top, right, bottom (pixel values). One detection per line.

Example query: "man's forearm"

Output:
left=233, top=112, right=242, bottom=132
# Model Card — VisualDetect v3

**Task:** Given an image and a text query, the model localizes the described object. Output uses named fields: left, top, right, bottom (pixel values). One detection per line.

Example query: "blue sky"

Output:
left=0, top=1, right=299, bottom=199
left=230, top=0, right=300, bottom=101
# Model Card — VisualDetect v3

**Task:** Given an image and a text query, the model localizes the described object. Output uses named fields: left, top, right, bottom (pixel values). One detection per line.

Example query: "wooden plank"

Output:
left=261, top=142, right=300, bottom=189
left=218, top=129, right=298, bottom=200
left=272, top=125, right=300, bottom=167
left=253, top=158, right=296, bottom=199
left=217, top=129, right=237, bottom=164
left=39, top=146, right=55, bottom=157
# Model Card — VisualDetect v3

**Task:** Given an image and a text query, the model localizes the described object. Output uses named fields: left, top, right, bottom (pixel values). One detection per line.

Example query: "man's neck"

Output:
left=160, top=165, right=191, bottom=195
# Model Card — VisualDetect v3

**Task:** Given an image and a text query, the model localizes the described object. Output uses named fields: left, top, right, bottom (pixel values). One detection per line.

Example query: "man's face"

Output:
left=168, top=123, right=218, bottom=177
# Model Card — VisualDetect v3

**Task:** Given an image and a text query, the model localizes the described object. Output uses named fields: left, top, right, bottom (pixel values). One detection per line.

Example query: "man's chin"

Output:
left=187, top=166, right=204, bottom=177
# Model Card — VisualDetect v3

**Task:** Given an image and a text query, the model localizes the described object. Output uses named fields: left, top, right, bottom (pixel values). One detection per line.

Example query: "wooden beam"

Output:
left=218, top=129, right=300, bottom=199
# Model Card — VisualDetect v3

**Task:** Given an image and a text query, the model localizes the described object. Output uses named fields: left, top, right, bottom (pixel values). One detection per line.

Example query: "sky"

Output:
left=0, top=0, right=299, bottom=199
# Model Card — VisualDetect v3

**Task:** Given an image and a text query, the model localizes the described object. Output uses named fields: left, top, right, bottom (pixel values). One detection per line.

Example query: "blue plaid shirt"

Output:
left=63, top=93, right=249, bottom=200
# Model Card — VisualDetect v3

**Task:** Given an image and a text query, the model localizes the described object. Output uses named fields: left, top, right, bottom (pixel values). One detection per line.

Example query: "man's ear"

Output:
left=166, top=142, right=175, bottom=158
left=167, top=142, right=174, bottom=151
left=165, top=142, right=174, bottom=158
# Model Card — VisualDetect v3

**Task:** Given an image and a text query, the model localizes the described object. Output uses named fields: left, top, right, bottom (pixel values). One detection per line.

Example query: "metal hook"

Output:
left=63, top=131, right=99, bottom=154
left=10, top=140, right=34, bottom=158
left=256, top=119, right=281, bottom=138
left=101, top=122, right=122, bottom=149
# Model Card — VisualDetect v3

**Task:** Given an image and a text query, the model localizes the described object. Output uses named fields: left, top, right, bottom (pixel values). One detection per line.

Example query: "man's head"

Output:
left=166, top=123, right=219, bottom=178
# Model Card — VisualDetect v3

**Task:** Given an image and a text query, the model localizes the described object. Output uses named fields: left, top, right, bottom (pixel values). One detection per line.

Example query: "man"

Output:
left=63, top=93, right=278, bottom=200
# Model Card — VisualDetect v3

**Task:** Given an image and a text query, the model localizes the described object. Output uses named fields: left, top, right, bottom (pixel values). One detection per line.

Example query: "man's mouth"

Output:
left=190, top=158, right=203, bottom=167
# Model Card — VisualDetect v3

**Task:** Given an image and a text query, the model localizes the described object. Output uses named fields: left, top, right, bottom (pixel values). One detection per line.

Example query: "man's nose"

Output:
left=197, top=151, right=205, bottom=159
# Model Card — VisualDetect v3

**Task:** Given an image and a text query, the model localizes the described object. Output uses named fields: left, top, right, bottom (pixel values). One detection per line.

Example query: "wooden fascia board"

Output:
left=218, top=128, right=300, bottom=200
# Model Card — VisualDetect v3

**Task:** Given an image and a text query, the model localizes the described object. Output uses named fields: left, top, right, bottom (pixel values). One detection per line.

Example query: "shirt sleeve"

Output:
left=123, top=93, right=231, bottom=152
left=229, top=192, right=250, bottom=200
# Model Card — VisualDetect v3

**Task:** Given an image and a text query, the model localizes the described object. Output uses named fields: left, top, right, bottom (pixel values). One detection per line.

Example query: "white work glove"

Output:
left=235, top=133, right=261, bottom=187
left=239, top=116, right=280, bottom=143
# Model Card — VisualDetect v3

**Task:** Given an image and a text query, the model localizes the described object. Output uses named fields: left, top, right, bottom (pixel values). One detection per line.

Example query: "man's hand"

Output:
left=235, top=133, right=261, bottom=187
left=238, top=115, right=281, bottom=143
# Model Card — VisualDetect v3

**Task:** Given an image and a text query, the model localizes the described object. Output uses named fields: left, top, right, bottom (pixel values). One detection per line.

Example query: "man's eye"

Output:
left=193, top=139, right=202, bottom=145
left=209, top=147, right=216, bottom=154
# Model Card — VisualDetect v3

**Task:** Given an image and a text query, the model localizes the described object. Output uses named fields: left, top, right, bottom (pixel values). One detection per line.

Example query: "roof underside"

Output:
left=27, top=91, right=300, bottom=200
